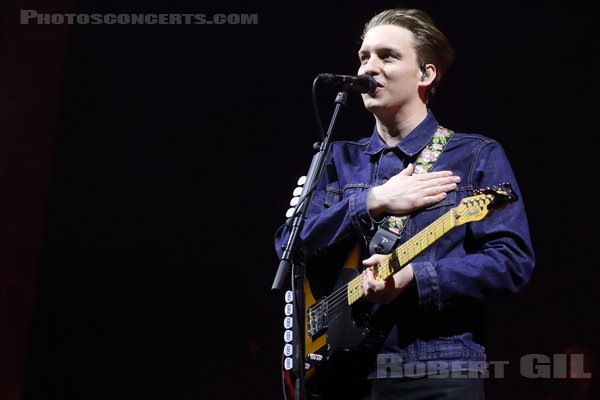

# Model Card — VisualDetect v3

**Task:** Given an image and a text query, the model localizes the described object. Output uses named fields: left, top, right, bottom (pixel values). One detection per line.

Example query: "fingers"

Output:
left=433, top=175, right=461, bottom=184
left=418, top=191, right=449, bottom=208
left=362, top=267, right=380, bottom=296
left=362, top=253, right=386, bottom=267
left=362, top=268, right=371, bottom=294
left=362, top=256, right=381, bottom=297
left=377, top=169, right=461, bottom=216
left=399, top=163, right=415, bottom=176
left=411, top=170, right=452, bottom=180
left=418, top=175, right=460, bottom=196
left=393, top=169, right=460, bottom=187
left=423, top=181, right=460, bottom=196
left=413, top=182, right=457, bottom=208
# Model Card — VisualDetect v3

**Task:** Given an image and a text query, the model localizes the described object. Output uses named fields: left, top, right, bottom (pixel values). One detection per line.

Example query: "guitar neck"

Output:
left=347, top=208, right=457, bottom=305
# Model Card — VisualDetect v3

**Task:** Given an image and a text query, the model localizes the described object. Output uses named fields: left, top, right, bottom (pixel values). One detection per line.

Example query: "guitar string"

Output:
left=306, top=197, right=493, bottom=323
left=316, top=212, right=454, bottom=316
left=307, top=207, right=464, bottom=323
left=310, top=197, right=496, bottom=323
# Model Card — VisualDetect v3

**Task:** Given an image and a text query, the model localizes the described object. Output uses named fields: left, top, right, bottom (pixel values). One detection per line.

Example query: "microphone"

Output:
left=318, top=73, right=378, bottom=94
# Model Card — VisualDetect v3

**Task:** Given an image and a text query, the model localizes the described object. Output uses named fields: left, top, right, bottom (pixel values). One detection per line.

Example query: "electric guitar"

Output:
left=283, top=183, right=518, bottom=399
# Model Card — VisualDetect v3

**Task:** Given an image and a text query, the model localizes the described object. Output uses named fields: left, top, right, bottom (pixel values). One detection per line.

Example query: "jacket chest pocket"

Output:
left=324, top=183, right=369, bottom=208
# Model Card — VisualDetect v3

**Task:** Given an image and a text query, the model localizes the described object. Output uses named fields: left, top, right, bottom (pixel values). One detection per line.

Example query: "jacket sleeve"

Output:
left=274, top=148, right=376, bottom=259
left=411, top=140, right=535, bottom=311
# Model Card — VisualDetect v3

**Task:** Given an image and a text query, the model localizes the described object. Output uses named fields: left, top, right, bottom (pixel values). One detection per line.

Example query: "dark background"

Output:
left=1, top=1, right=599, bottom=399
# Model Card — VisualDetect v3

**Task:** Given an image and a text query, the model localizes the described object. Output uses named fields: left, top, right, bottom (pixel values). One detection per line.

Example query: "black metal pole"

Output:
left=272, top=90, right=348, bottom=400
left=271, top=90, right=348, bottom=292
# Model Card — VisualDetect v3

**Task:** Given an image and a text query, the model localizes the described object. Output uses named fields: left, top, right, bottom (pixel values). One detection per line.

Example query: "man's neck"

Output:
left=375, top=105, right=428, bottom=147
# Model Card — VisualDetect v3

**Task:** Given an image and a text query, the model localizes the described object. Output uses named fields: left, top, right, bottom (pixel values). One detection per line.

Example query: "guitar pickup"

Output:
left=307, top=299, right=328, bottom=338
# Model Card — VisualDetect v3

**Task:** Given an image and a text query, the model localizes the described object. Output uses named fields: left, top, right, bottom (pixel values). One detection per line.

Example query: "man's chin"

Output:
left=363, top=100, right=384, bottom=113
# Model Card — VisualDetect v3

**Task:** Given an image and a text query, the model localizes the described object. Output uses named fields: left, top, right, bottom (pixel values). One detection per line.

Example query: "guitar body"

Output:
left=294, top=242, right=389, bottom=398
left=305, top=244, right=369, bottom=354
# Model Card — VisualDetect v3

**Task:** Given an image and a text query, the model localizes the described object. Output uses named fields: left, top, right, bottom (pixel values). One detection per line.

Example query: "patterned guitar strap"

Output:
left=368, top=126, right=455, bottom=255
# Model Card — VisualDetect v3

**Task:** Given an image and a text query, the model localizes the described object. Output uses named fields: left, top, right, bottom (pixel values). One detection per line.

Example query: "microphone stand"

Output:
left=271, top=90, right=349, bottom=400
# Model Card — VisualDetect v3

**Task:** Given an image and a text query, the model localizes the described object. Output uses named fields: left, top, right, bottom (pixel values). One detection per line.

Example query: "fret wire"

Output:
left=346, top=209, right=461, bottom=305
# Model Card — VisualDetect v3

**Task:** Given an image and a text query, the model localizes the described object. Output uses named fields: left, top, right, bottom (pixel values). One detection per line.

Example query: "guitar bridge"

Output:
left=305, top=353, right=324, bottom=366
left=307, top=298, right=328, bottom=338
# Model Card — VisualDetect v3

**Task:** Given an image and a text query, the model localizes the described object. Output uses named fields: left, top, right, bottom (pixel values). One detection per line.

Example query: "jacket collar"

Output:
left=364, top=109, right=439, bottom=157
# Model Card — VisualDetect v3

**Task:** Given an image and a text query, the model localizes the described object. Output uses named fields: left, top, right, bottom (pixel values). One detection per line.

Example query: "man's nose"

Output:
left=361, top=57, right=382, bottom=75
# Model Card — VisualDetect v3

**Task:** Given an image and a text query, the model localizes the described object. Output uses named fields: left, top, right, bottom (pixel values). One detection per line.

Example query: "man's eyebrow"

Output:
left=358, top=46, right=399, bottom=54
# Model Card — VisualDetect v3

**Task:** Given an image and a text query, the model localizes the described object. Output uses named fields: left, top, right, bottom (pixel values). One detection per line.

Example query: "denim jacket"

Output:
left=274, top=110, right=535, bottom=378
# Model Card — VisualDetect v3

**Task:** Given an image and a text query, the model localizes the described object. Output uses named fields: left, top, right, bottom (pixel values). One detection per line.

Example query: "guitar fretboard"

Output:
left=346, top=208, right=457, bottom=304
